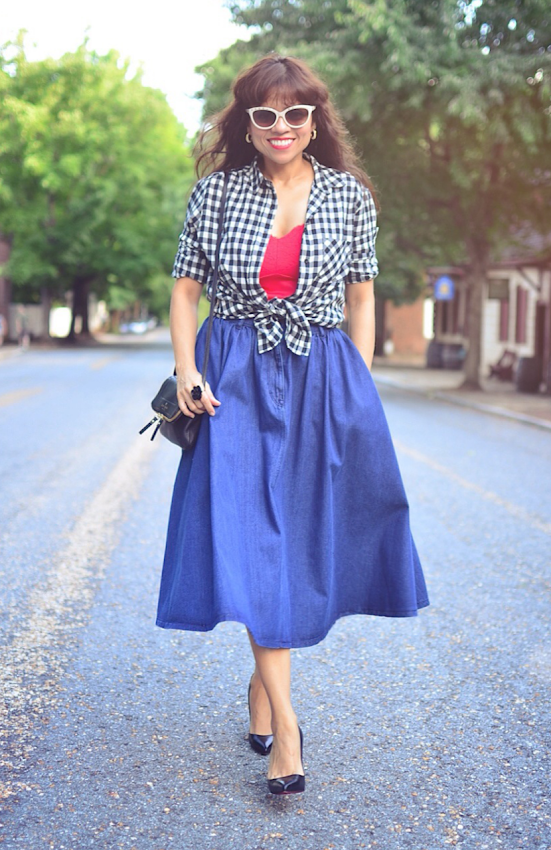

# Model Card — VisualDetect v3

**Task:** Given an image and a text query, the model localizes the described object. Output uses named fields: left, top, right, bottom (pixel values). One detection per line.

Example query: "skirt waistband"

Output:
left=215, top=317, right=339, bottom=338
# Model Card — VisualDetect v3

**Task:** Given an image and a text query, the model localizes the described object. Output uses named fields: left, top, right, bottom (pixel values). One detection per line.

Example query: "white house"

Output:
left=427, top=250, right=551, bottom=388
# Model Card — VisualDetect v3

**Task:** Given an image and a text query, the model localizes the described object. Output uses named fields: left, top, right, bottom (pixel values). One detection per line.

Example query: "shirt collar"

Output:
left=246, top=153, right=346, bottom=194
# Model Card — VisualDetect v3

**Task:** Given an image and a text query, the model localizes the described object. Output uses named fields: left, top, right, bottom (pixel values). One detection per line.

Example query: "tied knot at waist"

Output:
left=212, top=296, right=340, bottom=356
left=254, top=301, right=315, bottom=356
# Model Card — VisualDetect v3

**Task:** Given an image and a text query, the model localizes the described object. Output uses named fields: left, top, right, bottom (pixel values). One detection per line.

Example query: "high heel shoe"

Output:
left=247, top=676, right=273, bottom=756
left=267, top=725, right=305, bottom=795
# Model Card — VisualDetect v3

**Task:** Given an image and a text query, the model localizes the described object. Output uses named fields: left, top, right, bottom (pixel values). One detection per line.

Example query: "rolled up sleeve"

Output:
left=345, top=185, right=379, bottom=284
left=171, top=179, right=210, bottom=283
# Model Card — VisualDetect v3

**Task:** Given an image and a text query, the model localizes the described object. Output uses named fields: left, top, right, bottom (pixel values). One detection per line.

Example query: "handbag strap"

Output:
left=200, top=171, right=229, bottom=386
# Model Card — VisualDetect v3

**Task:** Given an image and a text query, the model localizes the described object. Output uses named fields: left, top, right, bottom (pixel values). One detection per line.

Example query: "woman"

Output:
left=156, top=55, right=429, bottom=796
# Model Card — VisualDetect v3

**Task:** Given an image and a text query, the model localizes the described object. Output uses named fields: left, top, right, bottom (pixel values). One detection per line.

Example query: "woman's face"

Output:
left=247, top=96, right=316, bottom=169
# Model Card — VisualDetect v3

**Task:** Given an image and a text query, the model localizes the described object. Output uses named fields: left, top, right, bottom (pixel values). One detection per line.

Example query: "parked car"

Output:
left=119, top=317, right=158, bottom=334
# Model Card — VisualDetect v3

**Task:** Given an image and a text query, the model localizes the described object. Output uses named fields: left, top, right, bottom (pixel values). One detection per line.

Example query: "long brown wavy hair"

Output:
left=195, top=54, right=377, bottom=201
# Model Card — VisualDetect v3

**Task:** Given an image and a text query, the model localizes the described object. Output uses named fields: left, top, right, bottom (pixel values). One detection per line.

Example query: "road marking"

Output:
left=0, top=387, right=43, bottom=408
left=0, top=434, right=158, bottom=798
left=394, top=439, right=551, bottom=538
left=90, top=355, right=122, bottom=371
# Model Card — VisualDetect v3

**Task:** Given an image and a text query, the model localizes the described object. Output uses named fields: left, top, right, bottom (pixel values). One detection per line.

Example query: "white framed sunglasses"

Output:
left=246, top=104, right=316, bottom=130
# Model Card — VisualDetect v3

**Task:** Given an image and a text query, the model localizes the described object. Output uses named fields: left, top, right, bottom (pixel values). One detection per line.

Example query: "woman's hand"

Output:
left=170, top=276, right=221, bottom=419
left=176, top=369, right=221, bottom=418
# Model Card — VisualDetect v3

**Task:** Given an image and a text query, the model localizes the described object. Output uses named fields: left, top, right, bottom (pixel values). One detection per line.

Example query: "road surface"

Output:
left=1, top=334, right=550, bottom=849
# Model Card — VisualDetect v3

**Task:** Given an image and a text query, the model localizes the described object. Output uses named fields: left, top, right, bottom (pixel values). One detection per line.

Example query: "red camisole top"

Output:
left=259, top=224, right=304, bottom=300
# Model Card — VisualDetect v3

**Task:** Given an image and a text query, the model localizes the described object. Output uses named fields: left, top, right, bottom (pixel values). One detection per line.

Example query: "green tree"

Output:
left=200, top=0, right=551, bottom=387
left=0, top=40, right=194, bottom=337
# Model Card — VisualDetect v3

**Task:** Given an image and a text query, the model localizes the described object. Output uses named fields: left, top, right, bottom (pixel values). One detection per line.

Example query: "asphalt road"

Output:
left=1, top=334, right=550, bottom=850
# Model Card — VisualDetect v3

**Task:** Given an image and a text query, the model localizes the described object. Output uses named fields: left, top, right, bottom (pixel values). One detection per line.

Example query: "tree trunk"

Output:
left=0, top=234, right=12, bottom=340
left=68, top=275, right=93, bottom=339
left=461, top=242, right=489, bottom=390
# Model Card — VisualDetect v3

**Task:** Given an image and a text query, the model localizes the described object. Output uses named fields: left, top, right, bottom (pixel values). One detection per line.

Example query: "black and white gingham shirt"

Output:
left=172, top=154, right=378, bottom=357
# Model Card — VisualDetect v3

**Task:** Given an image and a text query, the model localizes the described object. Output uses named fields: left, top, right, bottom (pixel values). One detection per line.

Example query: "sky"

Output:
left=2, top=0, right=250, bottom=132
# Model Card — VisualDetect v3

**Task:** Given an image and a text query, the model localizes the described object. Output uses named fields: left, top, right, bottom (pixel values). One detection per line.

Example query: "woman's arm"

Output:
left=170, top=276, right=221, bottom=418
left=345, top=280, right=376, bottom=370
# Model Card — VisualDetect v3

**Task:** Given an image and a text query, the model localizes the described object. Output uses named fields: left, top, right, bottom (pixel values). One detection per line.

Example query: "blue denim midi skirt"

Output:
left=156, top=318, right=429, bottom=648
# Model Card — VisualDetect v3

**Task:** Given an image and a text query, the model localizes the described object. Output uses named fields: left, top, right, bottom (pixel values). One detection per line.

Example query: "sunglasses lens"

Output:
left=253, top=109, right=277, bottom=128
left=285, top=107, right=310, bottom=127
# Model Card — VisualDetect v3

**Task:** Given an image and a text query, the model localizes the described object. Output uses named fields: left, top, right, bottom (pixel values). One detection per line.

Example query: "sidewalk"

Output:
left=372, top=355, right=551, bottom=431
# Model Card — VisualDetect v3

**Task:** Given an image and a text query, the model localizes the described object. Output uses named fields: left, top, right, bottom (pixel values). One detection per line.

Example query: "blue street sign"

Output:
left=434, top=275, right=455, bottom=301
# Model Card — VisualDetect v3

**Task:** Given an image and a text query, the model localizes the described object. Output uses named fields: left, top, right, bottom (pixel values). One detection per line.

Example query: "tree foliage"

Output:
left=0, top=39, right=194, bottom=335
left=199, top=0, right=551, bottom=385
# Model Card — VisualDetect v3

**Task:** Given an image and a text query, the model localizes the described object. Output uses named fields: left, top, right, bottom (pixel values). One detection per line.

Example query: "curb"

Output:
left=373, top=374, right=551, bottom=434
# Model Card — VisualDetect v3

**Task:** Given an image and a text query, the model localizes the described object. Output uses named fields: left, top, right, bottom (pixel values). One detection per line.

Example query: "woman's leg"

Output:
left=247, top=633, right=273, bottom=736
left=247, top=629, right=304, bottom=778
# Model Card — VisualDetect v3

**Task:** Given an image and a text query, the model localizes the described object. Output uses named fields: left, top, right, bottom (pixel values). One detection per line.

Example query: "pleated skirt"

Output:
left=156, top=318, right=429, bottom=648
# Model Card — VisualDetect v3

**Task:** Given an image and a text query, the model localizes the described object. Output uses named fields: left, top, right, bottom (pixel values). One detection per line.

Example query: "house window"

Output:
left=515, top=286, right=528, bottom=344
left=488, top=279, right=509, bottom=300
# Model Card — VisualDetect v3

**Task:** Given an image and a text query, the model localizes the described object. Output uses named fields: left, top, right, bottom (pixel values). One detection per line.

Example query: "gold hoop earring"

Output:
left=311, top=129, right=317, bottom=140
left=245, top=133, right=252, bottom=143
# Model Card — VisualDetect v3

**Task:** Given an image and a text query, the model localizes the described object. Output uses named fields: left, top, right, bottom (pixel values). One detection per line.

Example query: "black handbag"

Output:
left=140, top=172, right=229, bottom=450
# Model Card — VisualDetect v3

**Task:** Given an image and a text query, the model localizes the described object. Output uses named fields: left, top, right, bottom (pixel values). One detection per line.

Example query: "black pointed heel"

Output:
left=267, top=725, right=305, bottom=795
left=247, top=676, right=273, bottom=756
